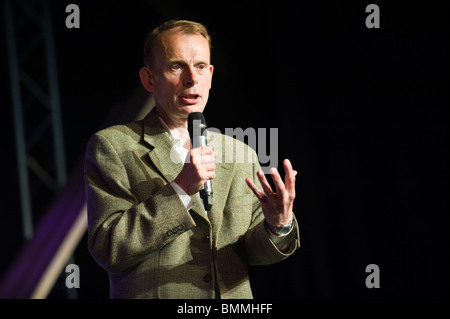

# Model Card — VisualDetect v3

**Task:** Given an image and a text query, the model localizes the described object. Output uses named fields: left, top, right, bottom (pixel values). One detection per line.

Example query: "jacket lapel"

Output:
left=142, top=109, right=182, bottom=183
left=207, top=131, right=232, bottom=240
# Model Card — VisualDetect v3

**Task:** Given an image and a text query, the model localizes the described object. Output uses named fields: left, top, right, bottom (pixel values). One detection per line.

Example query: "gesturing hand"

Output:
left=245, top=159, right=297, bottom=228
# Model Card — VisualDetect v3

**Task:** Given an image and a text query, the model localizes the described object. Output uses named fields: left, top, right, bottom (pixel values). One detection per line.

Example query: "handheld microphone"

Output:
left=188, top=112, right=213, bottom=211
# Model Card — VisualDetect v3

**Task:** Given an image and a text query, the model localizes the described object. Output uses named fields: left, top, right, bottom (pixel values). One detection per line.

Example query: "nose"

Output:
left=183, top=66, right=198, bottom=87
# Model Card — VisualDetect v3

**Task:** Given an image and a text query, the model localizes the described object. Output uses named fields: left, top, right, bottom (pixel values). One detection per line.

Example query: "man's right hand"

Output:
left=174, top=146, right=217, bottom=195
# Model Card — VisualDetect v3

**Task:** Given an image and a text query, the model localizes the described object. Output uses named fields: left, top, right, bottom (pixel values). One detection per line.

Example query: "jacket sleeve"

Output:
left=84, top=132, right=196, bottom=274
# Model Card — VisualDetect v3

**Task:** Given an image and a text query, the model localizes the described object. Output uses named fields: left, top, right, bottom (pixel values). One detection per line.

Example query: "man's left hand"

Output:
left=245, top=159, right=297, bottom=228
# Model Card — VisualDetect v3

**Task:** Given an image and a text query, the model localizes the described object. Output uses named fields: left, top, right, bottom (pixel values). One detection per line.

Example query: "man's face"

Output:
left=149, top=28, right=214, bottom=125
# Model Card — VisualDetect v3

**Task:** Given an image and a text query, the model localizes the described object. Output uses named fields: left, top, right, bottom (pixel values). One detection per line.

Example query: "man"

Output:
left=85, top=19, right=300, bottom=299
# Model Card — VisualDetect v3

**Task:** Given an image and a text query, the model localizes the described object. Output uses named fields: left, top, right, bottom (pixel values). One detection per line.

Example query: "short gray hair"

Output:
left=143, top=19, right=212, bottom=67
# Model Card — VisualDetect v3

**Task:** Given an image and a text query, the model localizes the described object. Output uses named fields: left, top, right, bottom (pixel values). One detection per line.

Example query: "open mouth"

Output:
left=179, top=94, right=201, bottom=105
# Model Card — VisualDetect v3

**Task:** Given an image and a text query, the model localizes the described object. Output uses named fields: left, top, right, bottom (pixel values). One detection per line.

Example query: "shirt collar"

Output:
left=157, top=115, right=190, bottom=151
left=158, top=115, right=178, bottom=141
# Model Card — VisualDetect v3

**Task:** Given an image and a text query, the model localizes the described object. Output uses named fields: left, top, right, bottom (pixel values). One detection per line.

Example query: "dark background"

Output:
left=1, top=0, right=448, bottom=299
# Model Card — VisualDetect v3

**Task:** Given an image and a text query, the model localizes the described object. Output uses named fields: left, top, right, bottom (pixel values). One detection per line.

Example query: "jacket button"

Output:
left=202, top=235, right=210, bottom=243
left=166, top=229, right=173, bottom=236
left=203, top=274, right=211, bottom=283
left=177, top=224, right=185, bottom=231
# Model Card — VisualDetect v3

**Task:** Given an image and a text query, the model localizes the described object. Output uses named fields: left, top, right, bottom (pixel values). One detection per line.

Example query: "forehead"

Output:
left=155, top=28, right=211, bottom=62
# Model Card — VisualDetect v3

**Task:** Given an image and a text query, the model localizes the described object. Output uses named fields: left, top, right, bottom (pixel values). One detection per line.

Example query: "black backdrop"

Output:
left=1, top=0, right=448, bottom=300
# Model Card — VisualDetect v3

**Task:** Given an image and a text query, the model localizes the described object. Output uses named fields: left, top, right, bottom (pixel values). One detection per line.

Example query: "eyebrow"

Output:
left=166, top=59, right=209, bottom=66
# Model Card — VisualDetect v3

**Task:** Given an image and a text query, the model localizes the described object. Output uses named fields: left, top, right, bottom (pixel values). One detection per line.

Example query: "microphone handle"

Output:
left=197, top=135, right=213, bottom=211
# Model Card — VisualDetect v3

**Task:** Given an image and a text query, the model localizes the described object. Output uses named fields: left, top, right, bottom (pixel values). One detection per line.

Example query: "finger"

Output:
left=283, top=159, right=297, bottom=194
left=200, top=146, right=214, bottom=155
left=192, top=145, right=212, bottom=151
left=270, top=167, right=286, bottom=195
left=205, top=162, right=216, bottom=171
left=191, top=149, right=214, bottom=164
left=245, top=177, right=265, bottom=200
left=200, top=163, right=216, bottom=179
left=256, top=170, right=274, bottom=196
left=205, top=170, right=216, bottom=180
left=200, top=154, right=216, bottom=164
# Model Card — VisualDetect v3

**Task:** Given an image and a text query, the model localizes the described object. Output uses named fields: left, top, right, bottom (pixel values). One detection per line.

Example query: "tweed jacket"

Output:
left=85, top=108, right=300, bottom=299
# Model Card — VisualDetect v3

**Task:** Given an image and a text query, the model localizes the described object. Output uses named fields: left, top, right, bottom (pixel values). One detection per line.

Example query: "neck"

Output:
left=155, top=106, right=187, bottom=130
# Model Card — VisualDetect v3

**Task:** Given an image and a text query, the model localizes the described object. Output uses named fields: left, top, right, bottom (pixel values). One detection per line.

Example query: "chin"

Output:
left=180, top=104, right=205, bottom=115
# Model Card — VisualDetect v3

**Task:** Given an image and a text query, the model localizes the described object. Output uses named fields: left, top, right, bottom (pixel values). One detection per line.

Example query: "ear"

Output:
left=208, top=64, right=214, bottom=89
left=139, top=66, right=155, bottom=92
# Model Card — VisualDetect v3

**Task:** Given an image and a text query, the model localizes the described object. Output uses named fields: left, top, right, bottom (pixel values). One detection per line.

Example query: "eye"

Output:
left=171, top=64, right=181, bottom=71
left=198, top=64, right=206, bottom=70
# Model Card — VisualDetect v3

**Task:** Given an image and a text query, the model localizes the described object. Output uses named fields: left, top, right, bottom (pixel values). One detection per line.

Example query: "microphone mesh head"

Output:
left=188, top=112, right=205, bottom=125
left=188, top=112, right=206, bottom=139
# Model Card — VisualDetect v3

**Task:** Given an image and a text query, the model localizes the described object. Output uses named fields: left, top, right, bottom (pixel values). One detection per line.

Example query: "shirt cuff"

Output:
left=170, top=181, right=194, bottom=211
